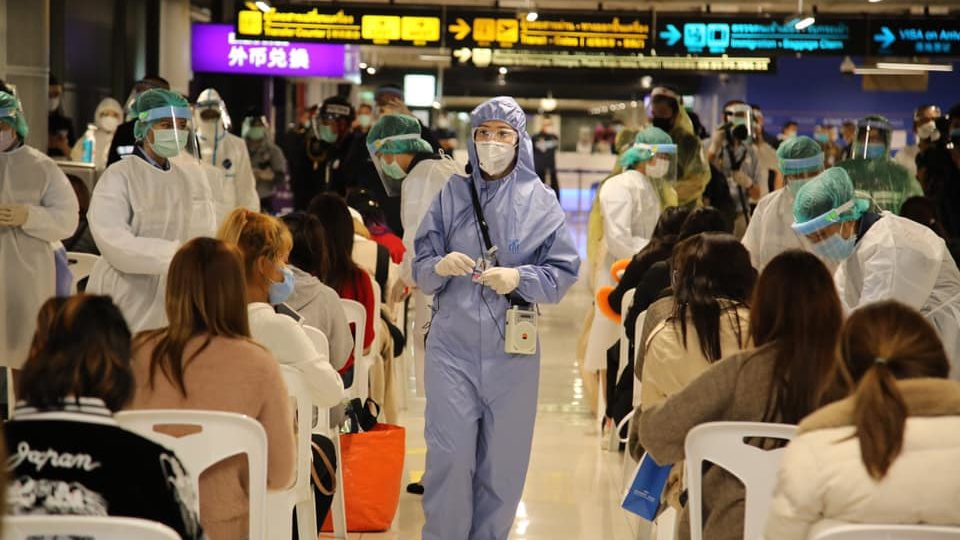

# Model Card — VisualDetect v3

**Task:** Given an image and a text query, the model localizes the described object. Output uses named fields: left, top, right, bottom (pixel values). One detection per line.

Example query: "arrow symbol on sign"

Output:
left=449, top=18, right=471, bottom=40
left=453, top=47, right=473, bottom=64
left=660, top=24, right=682, bottom=46
left=873, top=26, right=895, bottom=49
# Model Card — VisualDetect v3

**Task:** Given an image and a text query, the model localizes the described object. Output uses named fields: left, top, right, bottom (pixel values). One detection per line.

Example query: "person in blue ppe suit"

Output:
left=413, top=97, right=580, bottom=540
left=793, top=166, right=960, bottom=374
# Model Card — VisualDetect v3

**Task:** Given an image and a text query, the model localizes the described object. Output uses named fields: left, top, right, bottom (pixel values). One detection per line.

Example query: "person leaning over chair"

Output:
left=129, top=237, right=295, bottom=540
left=639, top=250, right=848, bottom=540
left=5, top=295, right=204, bottom=540
left=764, top=300, right=960, bottom=540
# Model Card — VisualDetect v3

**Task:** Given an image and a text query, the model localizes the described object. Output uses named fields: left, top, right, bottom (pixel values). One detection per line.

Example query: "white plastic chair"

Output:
left=814, top=525, right=960, bottom=539
left=269, top=366, right=318, bottom=540
left=66, top=251, right=99, bottom=293
left=341, top=298, right=370, bottom=402
left=2, top=515, right=181, bottom=540
left=300, top=325, right=348, bottom=539
left=115, top=410, right=268, bottom=540
left=684, top=421, right=796, bottom=540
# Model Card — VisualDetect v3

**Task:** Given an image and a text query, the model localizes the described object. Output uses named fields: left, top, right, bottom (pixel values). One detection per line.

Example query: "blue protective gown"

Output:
left=413, top=97, right=581, bottom=540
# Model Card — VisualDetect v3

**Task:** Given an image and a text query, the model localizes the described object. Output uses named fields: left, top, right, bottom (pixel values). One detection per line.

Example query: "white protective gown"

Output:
left=584, top=168, right=661, bottom=372
left=400, top=156, right=461, bottom=286
left=742, top=188, right=814, bottom=271
left=87, top=152, right=216, bottom=332
left=837, top=213, right=960, bottom=374
left=1, top=145, right=79, bottom=368
left=198, top=129, right=259, bottom=213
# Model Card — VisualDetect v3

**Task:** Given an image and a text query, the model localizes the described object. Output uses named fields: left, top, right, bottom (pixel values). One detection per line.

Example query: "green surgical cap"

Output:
left=133, top=89, right=190, bottom=141
left=793, top=166, right=869, bottom=227
left=366, top=114, right=432, bottom=155
left=0, top=91, right=28, bottom=139
left=620, top=126, right=673, bottom=169
left=777, top=136, right=824, bottom=176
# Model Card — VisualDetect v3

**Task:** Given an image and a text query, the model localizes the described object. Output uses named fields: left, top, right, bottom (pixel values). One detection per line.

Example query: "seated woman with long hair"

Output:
left=129, top=237, right=295, bottom=539
left=765, top=300, right=960, bottom=539
left=639, top=250, right=847, bottom=540
left=6, top=295, right=203, bottom=539
left=308, top=194, right=377, bottom=370
left=217, top=208, right=344, bottom=407
left=280, top=211, right=354, bottom=373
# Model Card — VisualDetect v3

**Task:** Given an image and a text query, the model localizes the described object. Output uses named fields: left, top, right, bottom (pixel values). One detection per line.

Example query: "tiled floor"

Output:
left=322, top=277, right=645, bottom=539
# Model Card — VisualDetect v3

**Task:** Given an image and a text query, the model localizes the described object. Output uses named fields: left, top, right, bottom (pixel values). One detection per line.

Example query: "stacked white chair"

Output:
left=268, top=365, right=318, bottom=540
left=2, top=515, right=181, bottom=540
left=340, top=298, right=369, bottom=402
left=814, top=525, right=960, bottom=539
left=66, top=251, right=99, bottom=293
left=115, top=410, right=268, bottom=540
left=301, top=324, right=348, bottom=539
left=685, top=421, right=796, bottom=540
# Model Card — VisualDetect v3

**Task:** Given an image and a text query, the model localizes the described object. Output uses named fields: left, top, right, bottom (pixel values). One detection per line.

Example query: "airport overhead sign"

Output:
left=869, top=19, right=960, bottom=56
left=451, top=47, right=774, bottom=72
left=192, top=23, right=347, bottom=78
left=655, top=17, right=864, bottom=56
left=235, top=5, right=442, bottom=47
left=445, top=10, right=652, bottom=53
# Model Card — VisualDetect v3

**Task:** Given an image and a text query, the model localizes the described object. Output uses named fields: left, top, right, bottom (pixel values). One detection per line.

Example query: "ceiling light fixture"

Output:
left=852, top=67, right=917, bottom=75
left=255, top=1, right=271, bottom=12
left=868, top=0, right=883, bottom=3
left=526, top=11, right=539, bottom=22
left=499, top=66, right=509, bottom=75
left=876, top=62, right=954, bottom=72
left=366, top=66, right=377, bottom=75
left=788, top=0, right=815, bottom=30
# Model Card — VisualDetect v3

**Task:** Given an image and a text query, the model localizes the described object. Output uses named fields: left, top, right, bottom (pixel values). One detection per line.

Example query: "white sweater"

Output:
left=764, top=379, right=960, bottom=539
left=247, top=302, right=344, bottom=408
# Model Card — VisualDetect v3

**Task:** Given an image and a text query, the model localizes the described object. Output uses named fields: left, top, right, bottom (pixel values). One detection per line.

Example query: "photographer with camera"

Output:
left=708, top=101, right=766, bottom=238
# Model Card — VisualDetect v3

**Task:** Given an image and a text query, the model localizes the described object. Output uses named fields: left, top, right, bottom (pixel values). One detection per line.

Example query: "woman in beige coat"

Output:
left=764, top=301, right=960, bottom=540
left=639, top=250, right=847, bottom=540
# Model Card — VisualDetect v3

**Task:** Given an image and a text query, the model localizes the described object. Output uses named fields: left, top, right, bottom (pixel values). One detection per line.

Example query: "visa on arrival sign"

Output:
left=191, top=23, right=346, bottom=77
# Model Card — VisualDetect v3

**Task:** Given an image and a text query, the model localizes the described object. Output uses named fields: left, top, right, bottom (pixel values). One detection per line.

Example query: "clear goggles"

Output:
left=473, top=126, right=519, bottom=145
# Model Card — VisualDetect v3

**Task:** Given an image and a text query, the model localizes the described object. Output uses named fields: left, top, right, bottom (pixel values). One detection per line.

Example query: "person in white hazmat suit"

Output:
left=195, top=88, right=258, bottom=213
left=0, top=91, right=79, bottom=370
left=87, top=89, right=216, bottom=332
left=742, top=136, right=824, bottom=271
left=793, top=166, right=960, bottom=375
left=366, top=113, right=462, bottom=399
left=70, top=97, right=123, bottom=172
left=584, top=127, right=677, bottom=379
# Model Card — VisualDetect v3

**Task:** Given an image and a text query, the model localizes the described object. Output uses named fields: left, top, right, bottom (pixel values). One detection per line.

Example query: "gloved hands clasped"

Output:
left=0, top=204, right=28, bottom=227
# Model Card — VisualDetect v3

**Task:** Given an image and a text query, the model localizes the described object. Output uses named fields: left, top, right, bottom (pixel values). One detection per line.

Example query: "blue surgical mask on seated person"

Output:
left=476, top=141, right=517, bottom=177
left=865, top=143, right=886, bottom=159
left=269, top=265, right=296, bottom=305
left=151, top=129, right=187, bottom=158
left=812, top=232, right=858, bottom=261
left=379, top=157, right=407, bottom=180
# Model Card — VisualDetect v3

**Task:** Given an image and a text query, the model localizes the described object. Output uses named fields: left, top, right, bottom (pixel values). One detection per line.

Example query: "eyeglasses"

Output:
left=474, top=127, right=518, bottom=144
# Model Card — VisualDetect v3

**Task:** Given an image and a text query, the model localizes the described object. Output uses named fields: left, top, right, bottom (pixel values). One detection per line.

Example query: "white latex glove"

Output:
left=435, top=252, right=475, bottom=277
left=480, top=267, right=520, bottom=295
left=732, top=170, right=753, bottom=189
left=0, top=204, right=28, bottom=227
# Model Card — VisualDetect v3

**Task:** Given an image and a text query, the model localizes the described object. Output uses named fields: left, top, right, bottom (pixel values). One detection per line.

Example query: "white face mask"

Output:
left=645, top=159, right=669, bottom=178
left=476, top=141, right=516, bottom=177
left=97, top=115, right=120, bottom=133
left=0, top=129, right=16, bottom=152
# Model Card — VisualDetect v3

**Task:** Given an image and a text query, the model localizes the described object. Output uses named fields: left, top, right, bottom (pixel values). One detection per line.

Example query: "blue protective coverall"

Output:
left=413, top=97, right=581, bottom=539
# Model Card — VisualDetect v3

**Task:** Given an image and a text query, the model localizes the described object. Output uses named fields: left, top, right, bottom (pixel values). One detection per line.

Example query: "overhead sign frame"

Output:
left=451, top=47, right=775, bottom=73
left=654, top=16, right=866, bottom=56
left=235, top=5, right=443, bottom=47
left=445, top=9, right=652, bottom=53
left=868, top=18, right=960, bottom=56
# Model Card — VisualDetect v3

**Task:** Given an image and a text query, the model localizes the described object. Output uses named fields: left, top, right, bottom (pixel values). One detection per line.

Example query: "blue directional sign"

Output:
left=869, top=19, right=960, bottom=56
left=656, top=17, right=865, bottom=56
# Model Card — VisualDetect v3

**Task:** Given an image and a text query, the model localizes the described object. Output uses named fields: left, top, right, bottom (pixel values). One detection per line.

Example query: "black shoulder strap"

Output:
left=467, top=178, right=496, bottom=256
left=374, top=245, right=389, bottom=294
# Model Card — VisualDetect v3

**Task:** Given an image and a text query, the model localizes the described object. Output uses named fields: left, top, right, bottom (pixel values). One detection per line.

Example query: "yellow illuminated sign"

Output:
left=448, top=12, right=651, bottom=52
left=237, top=7, right=441, bottom=46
